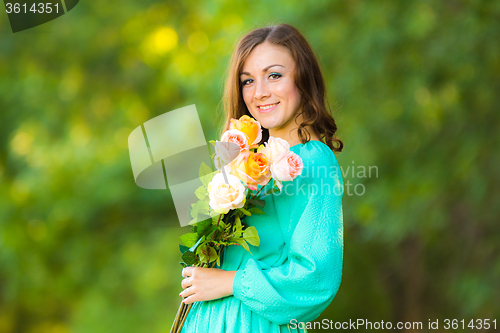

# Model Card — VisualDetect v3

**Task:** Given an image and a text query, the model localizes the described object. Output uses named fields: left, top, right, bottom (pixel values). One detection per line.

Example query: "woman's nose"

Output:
left=254, top=80, right=270, bottom=100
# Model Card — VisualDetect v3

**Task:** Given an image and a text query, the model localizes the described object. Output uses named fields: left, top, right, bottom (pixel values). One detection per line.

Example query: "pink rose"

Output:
left=220, top=129, right=250, bottom=152
left=270, top=151, right=303, bottom=190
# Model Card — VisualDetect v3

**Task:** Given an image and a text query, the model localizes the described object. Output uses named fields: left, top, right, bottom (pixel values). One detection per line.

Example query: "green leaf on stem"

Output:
left=218, top=220, right=226, bottom=229
left=248, top=207, right=265, bottom=215
left=248, top=199, right=265, bottom=208
left=179, top=244, right=190, bottom=254
left=265, top=185, right=279, bottom=195
left=199, top=162, right=213, bottom=187
left=199, top=161, right=213, bottom=178
left=196, top=243, right=218, bottom=264
left=235, top=216, right=242, bottom=229
left=196, top=218, right=212, bottom=236
left=195, top=185, right=207, bottom=201
left=189, top=235, right=205, bottom=252
left=228, top=237, right=251, bottom=254
left=182, top=251, right=196, bottom=266
left=180, top=233, right=198, bottom=247
left=190, top=200, right=210, bottom=219
left=243, top=226, right=260, bottom=246
left=240, top=207, right=252, bottom=216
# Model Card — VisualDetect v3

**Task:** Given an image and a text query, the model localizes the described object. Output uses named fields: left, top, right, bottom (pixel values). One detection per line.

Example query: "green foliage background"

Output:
left=1, top=1, right=499, bottom=332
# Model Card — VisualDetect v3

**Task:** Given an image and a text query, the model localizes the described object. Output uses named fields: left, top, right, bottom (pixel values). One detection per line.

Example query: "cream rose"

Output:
left=258, top=136, right=290, bottom=163
left=213, top=141, right=241, bottom=170
left=270, top=151, right=304, bottom=190
left=208, top=172, right=246, bottom=214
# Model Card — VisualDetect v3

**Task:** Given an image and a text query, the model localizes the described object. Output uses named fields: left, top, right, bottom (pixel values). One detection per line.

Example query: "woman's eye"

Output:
left=242, top=79, right=253, bottom=85
left=269, top=73, right=282, bottom=79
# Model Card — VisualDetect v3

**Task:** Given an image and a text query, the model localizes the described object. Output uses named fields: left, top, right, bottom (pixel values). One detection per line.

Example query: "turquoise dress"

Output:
left=180, top=140, right=344, bottom=333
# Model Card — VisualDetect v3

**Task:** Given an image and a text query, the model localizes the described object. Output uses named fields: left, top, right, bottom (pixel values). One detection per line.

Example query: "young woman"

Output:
left=179, top=23, right=344, bottom=333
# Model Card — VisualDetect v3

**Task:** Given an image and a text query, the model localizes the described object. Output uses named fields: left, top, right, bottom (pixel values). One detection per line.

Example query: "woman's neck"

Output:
left=269, top=125, right=321, bottom=147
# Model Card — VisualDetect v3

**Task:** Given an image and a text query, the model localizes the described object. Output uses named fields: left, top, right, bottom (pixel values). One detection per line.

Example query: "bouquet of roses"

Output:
left=170, top=115, right=304, bottom=333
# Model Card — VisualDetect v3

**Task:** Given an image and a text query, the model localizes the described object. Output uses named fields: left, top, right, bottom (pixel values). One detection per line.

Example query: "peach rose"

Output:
left=270, top=151, right=304, bottom=190
left=229, top=115, right=262, bottom=148
left=257, top=136, right=290, bottom=163
left=230, top=151, right=271, bottom=191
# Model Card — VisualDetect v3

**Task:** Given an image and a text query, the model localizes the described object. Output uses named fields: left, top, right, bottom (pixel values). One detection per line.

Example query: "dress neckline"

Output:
left=290, top=139, right=329, bottom=150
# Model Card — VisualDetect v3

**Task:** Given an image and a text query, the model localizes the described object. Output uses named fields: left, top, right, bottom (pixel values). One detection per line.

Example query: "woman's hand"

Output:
left=180, top=267, right=237, bottom=305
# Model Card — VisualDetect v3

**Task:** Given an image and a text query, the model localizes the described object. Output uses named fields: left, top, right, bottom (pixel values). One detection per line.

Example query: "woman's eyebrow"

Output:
left=240, top=64, right=284, bottom=76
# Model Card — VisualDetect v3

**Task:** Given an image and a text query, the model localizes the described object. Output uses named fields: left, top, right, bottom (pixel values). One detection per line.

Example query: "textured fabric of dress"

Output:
left=180, top=140, right=344, bottom=333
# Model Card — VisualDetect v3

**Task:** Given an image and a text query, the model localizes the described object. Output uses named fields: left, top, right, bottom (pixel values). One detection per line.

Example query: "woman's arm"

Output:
left=179, top=266, right=237, bottom=304
left=230, top=153, right=344, bottom=325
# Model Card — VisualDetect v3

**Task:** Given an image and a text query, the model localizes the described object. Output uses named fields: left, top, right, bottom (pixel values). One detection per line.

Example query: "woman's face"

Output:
left=240, top=42, right=302, bottom=140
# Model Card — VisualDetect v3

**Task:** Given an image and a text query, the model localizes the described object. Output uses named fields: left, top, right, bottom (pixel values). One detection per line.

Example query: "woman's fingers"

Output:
left=182, top=294, right=196, bottom=305
left=182, top=266, right=194, bottom=278
left=180, top=285, right=199, bottom=305
left=178, top=267, right=235, bottom=304
left=181, top=277, right=192, bottom=289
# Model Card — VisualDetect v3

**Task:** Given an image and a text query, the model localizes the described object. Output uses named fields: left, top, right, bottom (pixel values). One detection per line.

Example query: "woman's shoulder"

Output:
left=289, top=140, right=343, bottom=188
left=290, top=140, right=340, bottom=169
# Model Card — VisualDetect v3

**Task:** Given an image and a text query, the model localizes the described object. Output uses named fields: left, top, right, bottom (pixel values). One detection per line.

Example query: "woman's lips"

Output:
left=257, top=101, right=279, bottom=113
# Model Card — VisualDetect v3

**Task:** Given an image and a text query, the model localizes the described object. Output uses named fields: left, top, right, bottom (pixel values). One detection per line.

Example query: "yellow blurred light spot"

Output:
left=188, top=31, right=209, bottom=54
left=10, top=178, right=30, bottom=203
left=27, top=219, right=47, bottom=242
left=70, top=122, right=91, bottom=147
left=146, top=27, right=178, bottom=56
left=414, top=87, right=431, bottom=106
left=11, top=131, right=33, bottom=155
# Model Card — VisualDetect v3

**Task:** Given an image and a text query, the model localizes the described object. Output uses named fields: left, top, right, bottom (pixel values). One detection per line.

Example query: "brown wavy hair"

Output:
left=220, top=23, right=343, bottom=153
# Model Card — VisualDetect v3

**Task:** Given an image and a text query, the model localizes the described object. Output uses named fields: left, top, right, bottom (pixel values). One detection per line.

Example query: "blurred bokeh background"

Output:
left=1, top=1, right=499, bottom=332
